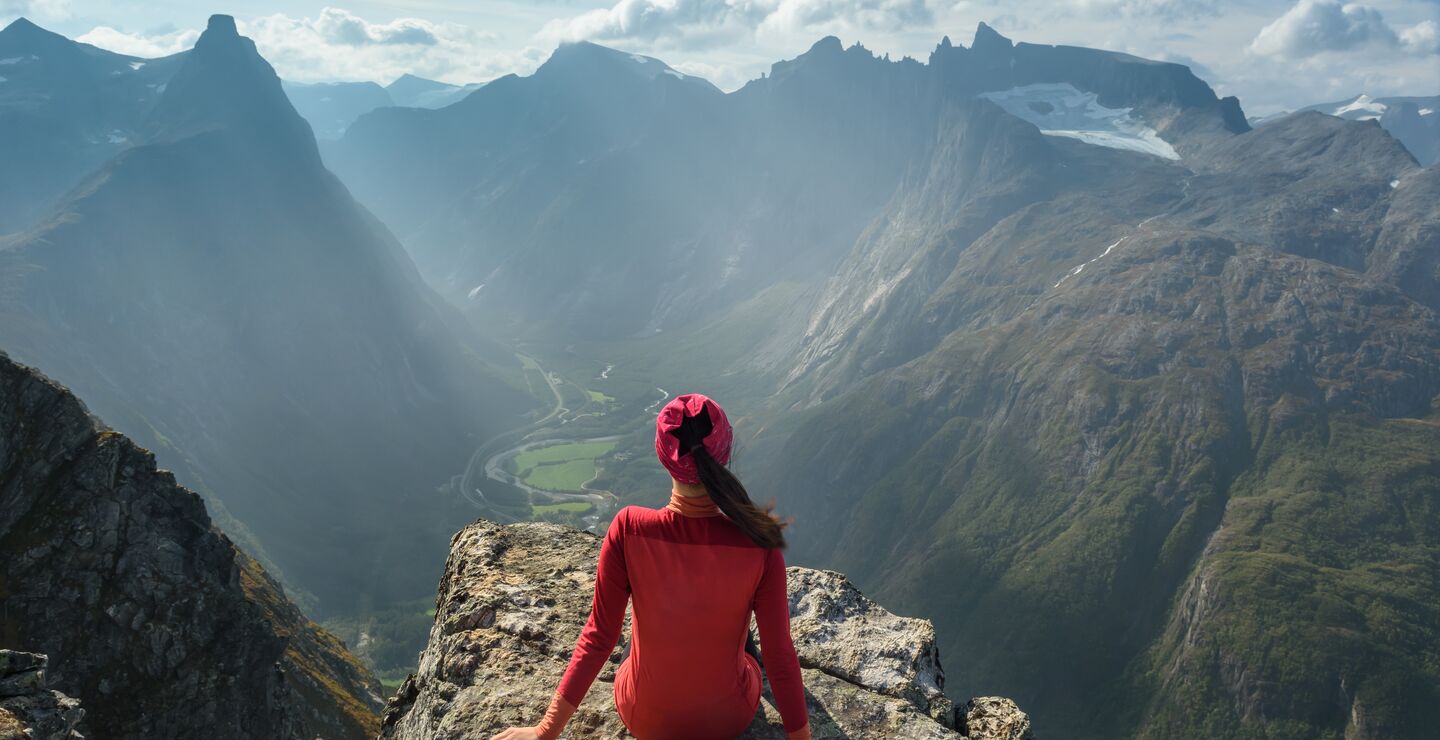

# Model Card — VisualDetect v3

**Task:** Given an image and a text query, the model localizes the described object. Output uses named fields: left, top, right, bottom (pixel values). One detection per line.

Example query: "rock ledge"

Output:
left=380, top=520, right=1033, bottom=739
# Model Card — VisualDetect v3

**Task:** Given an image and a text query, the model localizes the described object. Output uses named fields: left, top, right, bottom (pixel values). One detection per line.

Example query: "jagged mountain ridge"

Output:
left=331, top=24, right=1247, bottom=338
left=0, top=352, right=382, bottom=738
left=0, top=15, right=534, bottom=613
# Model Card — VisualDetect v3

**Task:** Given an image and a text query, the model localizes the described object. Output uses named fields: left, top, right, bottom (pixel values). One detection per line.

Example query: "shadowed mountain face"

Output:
left=332, top=22, right=1438, bottom=738
left=0, top=15, right=533, bottom=613
left=0, top=18, right=186, bottom=234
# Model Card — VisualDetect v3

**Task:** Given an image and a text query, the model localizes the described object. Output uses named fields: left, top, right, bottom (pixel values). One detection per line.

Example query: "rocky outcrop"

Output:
left=0, top=651, right=83, bottom=739
left=379, top=519, right=1032, bottom=739
left=0, top=353, right=383, bottom=738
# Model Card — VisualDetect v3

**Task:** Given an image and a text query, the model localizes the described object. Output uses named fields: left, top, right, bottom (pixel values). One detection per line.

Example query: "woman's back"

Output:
left=494, top=394, right=810, bottom=740
left=618, top=498, right=779, bottom=735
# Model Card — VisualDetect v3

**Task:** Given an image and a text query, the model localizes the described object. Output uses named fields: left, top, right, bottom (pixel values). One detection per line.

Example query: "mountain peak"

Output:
left=809, top=35, right=844, bottom=55
left=973, top=22, right=1013, bottom=53
left=145, top=14, right=318, bottom=160
left=1, top=16, right=42, bottom=36
left=205, top=14, right=238, bottom=38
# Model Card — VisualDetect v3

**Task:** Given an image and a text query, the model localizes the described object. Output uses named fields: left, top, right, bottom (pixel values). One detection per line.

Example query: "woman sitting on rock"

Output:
left=492, top=393, right=810, bottom=740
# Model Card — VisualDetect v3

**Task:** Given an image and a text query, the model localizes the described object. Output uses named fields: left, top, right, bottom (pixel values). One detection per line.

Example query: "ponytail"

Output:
left=691, top=445, right=787, bottom=549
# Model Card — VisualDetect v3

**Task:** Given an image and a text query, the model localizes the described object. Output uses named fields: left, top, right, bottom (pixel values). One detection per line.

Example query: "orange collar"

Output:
left=665, top=490, right=722, bottom=518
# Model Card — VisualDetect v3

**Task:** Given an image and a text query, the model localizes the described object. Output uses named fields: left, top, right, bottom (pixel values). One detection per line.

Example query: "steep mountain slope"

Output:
left=0, top=18, right=185, bottom=234
left=1296, top=94, right=1439, bottom=166
left=0, top=15, right=533, bottom=613
left=734, top=67, right=1437, bottom=740
left=0, top=352, right=383, bottom=738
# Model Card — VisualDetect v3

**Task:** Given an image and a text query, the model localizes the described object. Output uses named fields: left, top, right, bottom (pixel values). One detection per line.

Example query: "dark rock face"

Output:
left=0, top=651, right=83, bottom=739
left=378, top=520, right=1032, bottom=739
left=0, top=353, right=382, bottom=738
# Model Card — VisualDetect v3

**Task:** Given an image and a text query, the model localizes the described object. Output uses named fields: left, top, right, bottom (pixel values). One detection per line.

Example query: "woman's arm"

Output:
left=491, top=510, right=631, bottom=740
left=754, top=547, right=811, bottom=740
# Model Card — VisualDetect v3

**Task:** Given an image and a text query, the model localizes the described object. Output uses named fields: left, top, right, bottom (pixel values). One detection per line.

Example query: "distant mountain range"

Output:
left=283, top=74, right=484, bottom=139
left=1253, top=93, right=1439, bottom=166
left=0, top=15, right=534, bottom=615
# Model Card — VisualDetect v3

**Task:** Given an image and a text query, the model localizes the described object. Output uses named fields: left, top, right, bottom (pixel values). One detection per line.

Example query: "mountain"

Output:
left=0, top=352, right=383, bottom=738
left=0, top=17, right=186, bottom=234
left=282, top=79, right=393, bottom=139
left=0, top=15, right=534, bottom=614
left=331, top=27, right=1246, bottom=337
left=331, top=22, right=1439, bottom=738
left=1291, top=94, right=1439, bottom=165
left=377, top=519, right=1034, bottom=739
left=384, top=73, right=482, bottom=109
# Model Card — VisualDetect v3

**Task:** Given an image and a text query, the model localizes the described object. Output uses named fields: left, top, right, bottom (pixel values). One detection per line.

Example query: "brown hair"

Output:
left=688, top=443, right=788, bottom=549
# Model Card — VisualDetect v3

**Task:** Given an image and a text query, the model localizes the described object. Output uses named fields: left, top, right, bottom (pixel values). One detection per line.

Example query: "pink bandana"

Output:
left=654, top=393, right=732, bottom=485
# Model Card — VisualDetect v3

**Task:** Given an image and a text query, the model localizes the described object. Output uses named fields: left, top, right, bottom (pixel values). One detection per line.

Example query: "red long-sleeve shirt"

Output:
left=542, top=492, right=810, bottom=739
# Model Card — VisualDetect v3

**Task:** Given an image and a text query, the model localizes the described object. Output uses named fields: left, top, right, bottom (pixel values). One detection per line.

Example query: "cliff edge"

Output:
left=380, top=520, right=1033, bottom=739
left=0, top=353, right=383, bottom=738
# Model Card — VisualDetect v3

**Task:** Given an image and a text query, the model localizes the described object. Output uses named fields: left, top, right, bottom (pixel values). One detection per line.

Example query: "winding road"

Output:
left=453, top=358, right=671, bottom=529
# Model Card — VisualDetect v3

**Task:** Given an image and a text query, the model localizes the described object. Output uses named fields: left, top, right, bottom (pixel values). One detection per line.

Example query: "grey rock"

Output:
left=0, top=353, right=383, bottom=738
left=962, top=697, right=1033, bottom=740
left=0, top=650, right=84, bottom=739
left=379, top=520, right=1030, bottom=739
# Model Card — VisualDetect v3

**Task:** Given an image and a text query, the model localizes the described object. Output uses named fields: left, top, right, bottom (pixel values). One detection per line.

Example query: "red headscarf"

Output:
left=654, top=393, right=732, bottom=485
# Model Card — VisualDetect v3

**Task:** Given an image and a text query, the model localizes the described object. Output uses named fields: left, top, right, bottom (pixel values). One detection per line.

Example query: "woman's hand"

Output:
left=489, top=727, right=541, bottom=740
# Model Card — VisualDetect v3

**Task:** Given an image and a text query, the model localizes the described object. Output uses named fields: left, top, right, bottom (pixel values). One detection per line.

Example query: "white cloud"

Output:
left=1066, top=0, right=1219, bottom=21
left=1400, top=19, right=1438, bottom=55
left=540, top=0, right=932, bottom=49
left=74, top=7, right=541, bottom=86
left=76, top=26, right=198, bottom=58
left=308, top=7, right=440, bottom=46
left=1249, top=0, right=1400, bottom=58
left=0, top=0, right=68, bottom=21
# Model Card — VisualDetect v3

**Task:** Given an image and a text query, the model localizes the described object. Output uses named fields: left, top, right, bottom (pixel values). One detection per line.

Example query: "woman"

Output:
left=491, top=393, right=811, bottom=740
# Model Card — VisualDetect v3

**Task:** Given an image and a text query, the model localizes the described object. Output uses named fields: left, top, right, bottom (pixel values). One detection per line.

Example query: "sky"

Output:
left=2, top=1, right=1436, bottom=115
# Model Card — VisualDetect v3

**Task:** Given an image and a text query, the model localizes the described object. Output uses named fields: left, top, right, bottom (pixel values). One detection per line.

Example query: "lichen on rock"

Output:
left=380, top=520, right=1033, bottom=739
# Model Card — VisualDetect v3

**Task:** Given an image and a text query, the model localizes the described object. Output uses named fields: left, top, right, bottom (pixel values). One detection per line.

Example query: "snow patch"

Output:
left=1391, top=179, right=1400, bottom=189
left=980, top=83, right=1180, bottom=161
left=1333, top=94, right=1386, bottom=119
left=662, top=69, right=684, bottom=79
left=0, top=57, right=22, bottom=65
left=1421, top=108, right=1434, bottom=116
left=107, top=132, right=128, bottom=144
left=1054, top=237, right=1127, bottom=289
left=467, top=284, right=486, bottom=299
left=1331, top=207, right=1340, bottom=213
left=129, top=61, right=145, bottom=70
left=629, top=54, right=650, bottom=64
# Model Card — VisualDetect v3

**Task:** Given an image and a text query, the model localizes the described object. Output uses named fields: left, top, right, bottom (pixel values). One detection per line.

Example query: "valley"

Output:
left=1, top=9, right=1436, bottom=739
